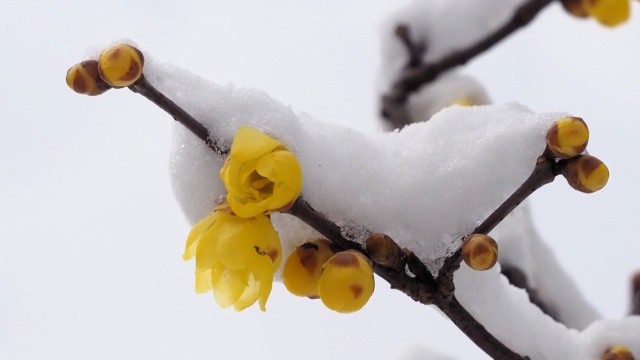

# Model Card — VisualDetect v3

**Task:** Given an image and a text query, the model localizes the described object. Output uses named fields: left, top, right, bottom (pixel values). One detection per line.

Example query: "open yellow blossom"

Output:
left=183, top=209, right=282, bottom=311
left=220, top=126, right=303, bottom=218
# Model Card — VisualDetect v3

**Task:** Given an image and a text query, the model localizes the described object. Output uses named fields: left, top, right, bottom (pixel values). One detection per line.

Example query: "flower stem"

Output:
left=128, top=75, right=229, bottom=155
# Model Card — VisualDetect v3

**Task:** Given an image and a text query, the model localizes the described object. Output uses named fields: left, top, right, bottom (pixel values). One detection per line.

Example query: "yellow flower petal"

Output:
left=230, top=126, right=287, bottom=163
left=233, top=275, right=261, bottom=311
left=183, top=208, right=283, bottom=311
left=194, top=222, right=223, bottom=272
left=183, top=211, right=219, bottom=260
left=195, top=269, right=213, bottom=294
left=221, top=127, right=303, bottom=218
left=211, top=267, right=249, bottom=309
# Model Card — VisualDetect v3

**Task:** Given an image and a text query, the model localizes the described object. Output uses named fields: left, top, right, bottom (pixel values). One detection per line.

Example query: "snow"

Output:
left=490, top=203, right=602, bottom=330
left=161, top=52, right=562, bottom=276
left=378, top=0, right=530, bottom=91
left=158, top=45, right=639, bottom=357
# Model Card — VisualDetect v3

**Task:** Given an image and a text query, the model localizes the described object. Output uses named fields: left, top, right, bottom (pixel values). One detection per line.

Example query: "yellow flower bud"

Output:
left=562, top=155, right=609, bottom=193
left=318, top=250, right=375, bottom=313
left=282, top=239, right=337, bottom=298
left=561, top=0, right=590, bottom=17
left=462, top=234, right=498, bottom=271
left=365, top=233, right=405, bottom=271
left=98, top=43, right=144, bottom=87
left=221, top=126, right=303, bottom=218
left=546, top=117, right=589, bottom=159
left=602, top=345, right=635, bottom=360
left=584, top=0, right=630, bottom=27
left=183, top=210, right=282, bottom=311
left=65, top=60, right=111, bottom=96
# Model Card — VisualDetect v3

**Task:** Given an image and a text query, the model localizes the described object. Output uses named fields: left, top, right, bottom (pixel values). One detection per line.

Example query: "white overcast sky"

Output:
left=1, top=1, right=639, bottom=359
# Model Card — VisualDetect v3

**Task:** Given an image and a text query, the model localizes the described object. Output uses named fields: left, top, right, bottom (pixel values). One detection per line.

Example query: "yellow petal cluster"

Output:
left=221, top=126, right=303, bottom=218
left=183, top=209, right=282, bottom=311
left=317, top=250, right=375, bottom=313
left=282, top=239, right=337, bottom=298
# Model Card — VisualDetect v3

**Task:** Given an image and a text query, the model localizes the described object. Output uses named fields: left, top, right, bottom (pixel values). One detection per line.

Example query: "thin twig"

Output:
left=129, top=75, right=229, bottom=155
left=434, top=294, right=530, bottom=360
left=395, top=24, right=426, bottom=68
left=381, top=0, right=554, bottom=128
left=437, top=155, right=563, bottom=287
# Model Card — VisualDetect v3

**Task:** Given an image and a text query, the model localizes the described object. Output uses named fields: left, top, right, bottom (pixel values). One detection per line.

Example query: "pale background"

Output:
left=1, top=1, right=639, bottom=359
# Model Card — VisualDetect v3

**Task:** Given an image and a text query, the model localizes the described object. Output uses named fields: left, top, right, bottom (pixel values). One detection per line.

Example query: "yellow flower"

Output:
left=220, top=126, right=303, bottom=218
left=183, top=209, right=282, bottom=311
left=317, top=250, right=375, bottom=313
left=584, top=0, right=630, bottom=27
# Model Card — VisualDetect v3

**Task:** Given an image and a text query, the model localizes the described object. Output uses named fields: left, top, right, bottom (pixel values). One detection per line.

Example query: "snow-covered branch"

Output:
left=380, top=0, right=553, bottom=129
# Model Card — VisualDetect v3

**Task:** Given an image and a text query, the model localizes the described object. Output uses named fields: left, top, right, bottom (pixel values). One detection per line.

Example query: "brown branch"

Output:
left=381, top=0, right=554, bottom=129
left=128, top=75, right=229, bottom=156
left=437, top=155, right=563, bottom=287
left=434, top=294, right=531, bottom=360
left=128, top=74, right=545, bottom=359
left=631, top=272, right=640, bottom=316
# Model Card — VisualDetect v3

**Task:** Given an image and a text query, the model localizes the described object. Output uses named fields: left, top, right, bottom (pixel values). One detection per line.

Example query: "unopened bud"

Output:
left=602, top=345, right=635, bottom=360
left=561, top=0, right=589, bottom=17
left=318, top=250, right=375, bottom=313
left=282, top=239, right=337, bottom=299
left=562, top=155, right=609, bottom=193
left=366, top=233, right=405, bottom=271
left=66, top=60, right=111, bottom=96
left=98, top=43, right=144, bottom=87
left=462, top=234, right=498, bottom=271
left=586, top=0, right=630, bottom=27
left=546, top=117, right=589, bottom=159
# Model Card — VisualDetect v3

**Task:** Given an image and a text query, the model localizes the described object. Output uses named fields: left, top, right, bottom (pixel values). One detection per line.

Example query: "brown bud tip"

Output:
left=98, top=43, right=144, bottom=87
left=561, top=0, right=589, bottom=17
left=65, top=60, right=111, bottom=96
left=366, top=233, right=405, bottom=271
left=562, top=155, right=609, bottom=193
left=462, top=234, right=498, bottom=271
left=546, top=117, right=589, bottom=159
left=602, top=346, right=635, bottom=360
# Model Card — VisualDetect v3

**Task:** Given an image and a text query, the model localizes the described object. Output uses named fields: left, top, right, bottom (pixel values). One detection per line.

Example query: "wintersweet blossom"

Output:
left=183, top=208, right=282, bottom=311
left=220, top=126, right=303, bottom=218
